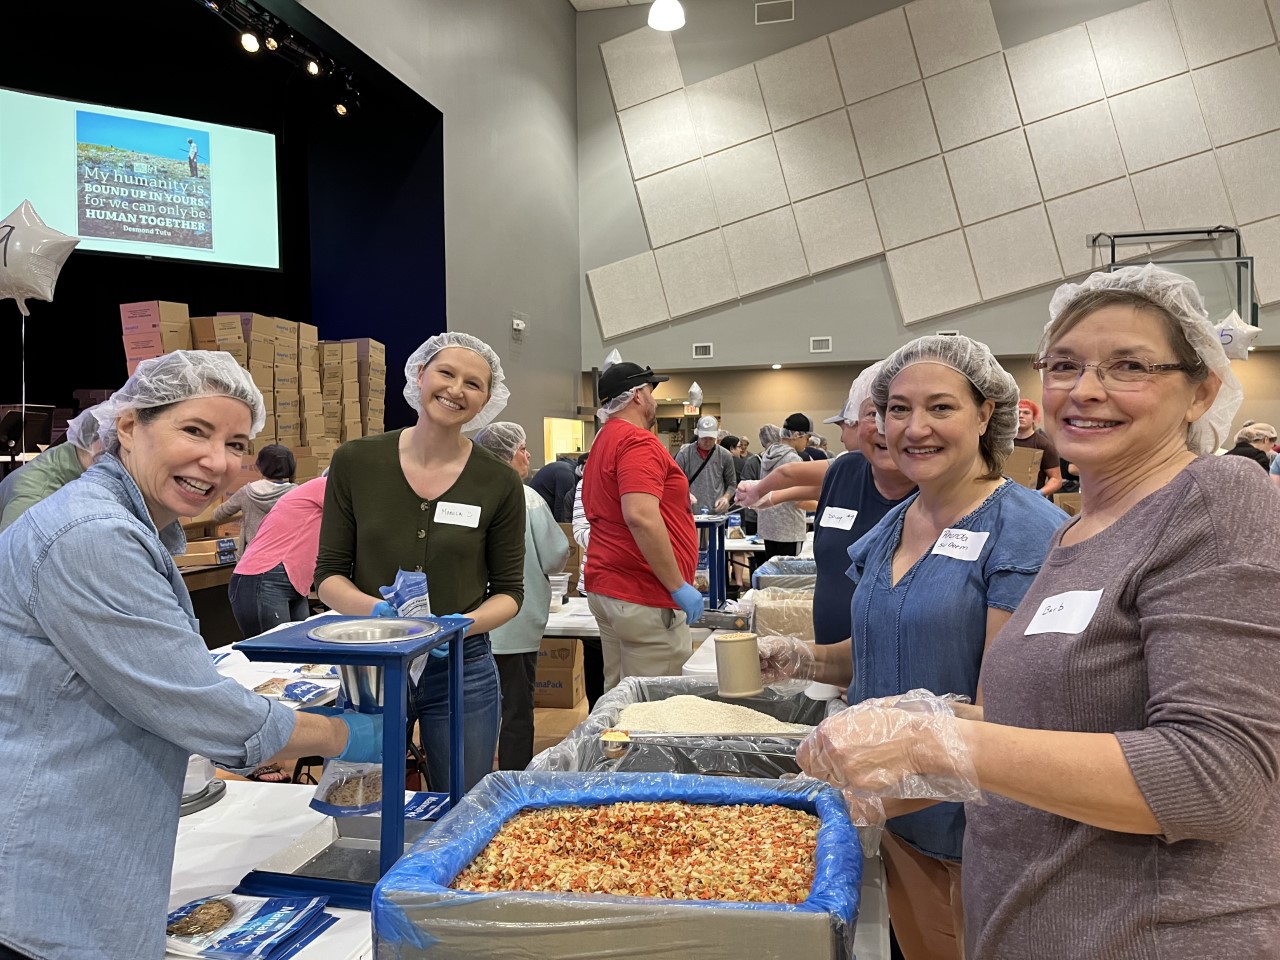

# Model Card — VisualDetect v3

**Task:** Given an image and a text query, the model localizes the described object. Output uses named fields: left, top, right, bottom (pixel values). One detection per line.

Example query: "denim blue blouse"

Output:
left=0, top=455, right=296, bottom=960
left=846, top=480, right=1065, bottom=861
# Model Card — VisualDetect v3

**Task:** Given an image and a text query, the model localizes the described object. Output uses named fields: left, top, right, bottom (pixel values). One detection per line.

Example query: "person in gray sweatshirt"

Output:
left=756, top=412, right=814, bottom=562
left=213, top=444, right=297, bottom=550
left=674, top=414, right=737, bottom=513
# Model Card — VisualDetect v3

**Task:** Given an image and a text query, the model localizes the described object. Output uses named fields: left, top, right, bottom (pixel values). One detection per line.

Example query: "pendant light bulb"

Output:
left=647, top=0, right=685, bottom=31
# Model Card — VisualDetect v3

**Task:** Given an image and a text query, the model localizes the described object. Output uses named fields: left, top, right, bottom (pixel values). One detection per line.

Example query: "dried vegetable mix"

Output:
left=451, top=801, right=818, bottom=903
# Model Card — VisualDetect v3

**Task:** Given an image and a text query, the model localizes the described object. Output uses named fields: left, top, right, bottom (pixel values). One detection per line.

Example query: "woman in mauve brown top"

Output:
left=796, top=265, right=1280, bottom=959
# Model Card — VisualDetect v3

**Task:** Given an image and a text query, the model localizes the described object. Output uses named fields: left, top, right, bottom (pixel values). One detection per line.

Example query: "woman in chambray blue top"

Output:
left=0, top=352, right=380, bottom=960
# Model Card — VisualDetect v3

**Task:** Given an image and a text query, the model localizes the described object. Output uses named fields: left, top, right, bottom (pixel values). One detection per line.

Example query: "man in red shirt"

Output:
left=582, top=360, right=701, bottom=691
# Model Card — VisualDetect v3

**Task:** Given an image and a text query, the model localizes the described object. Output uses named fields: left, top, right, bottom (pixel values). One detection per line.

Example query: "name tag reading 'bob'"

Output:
left=434, top=502, right=482, bottom=528
left=930, top=528, right=989, bottom=562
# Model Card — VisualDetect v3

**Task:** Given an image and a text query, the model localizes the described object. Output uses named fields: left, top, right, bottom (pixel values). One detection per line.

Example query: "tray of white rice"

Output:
left=527, top=677, right=845, bottom=778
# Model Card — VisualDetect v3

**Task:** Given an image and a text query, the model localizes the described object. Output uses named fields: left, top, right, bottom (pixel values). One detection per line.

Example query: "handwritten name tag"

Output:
left=434, top=501, right=482, bottom=528
left=1024, top=590, right=1104, bottom=636
left=930, top=528, right=989, bottom=561
left=820, top=507, right=858, bottom=530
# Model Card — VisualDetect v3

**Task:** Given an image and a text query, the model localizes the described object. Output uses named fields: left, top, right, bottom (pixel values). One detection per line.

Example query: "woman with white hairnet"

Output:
left=0, top=351, right=381, bottom=960
left=315, top=332, right=525, bottom=794
left=473, top=421, right=569, bottom=769
left=761, top=335, right=1064, bottom=959
left=791, top=265, right=1280, bottom=960
left=0, top=402, right=105, bottom=531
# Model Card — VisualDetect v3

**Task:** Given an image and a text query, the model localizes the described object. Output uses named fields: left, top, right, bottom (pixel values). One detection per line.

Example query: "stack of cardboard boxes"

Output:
left=119, top=301, right=192, bottom=375
left=534, top=637, right=586, bottom=708
left=318, top=337, right=385, bottom=442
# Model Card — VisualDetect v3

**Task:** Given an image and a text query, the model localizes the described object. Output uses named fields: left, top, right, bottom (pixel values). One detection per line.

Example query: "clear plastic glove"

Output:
left=300, top=707, right=383, bottom=763
left=714, top=495, right=730, bottom=513
left=734, top=480, right=759, bottom=507
left=371, top=600, right=397, bottom=618
left=785, top=772, right=884, bottom=858
left=758, top=635, right=817, bottom=683
left=670, top=583, right=704, bottom=625
left=797, top=689, right=981, bottom=803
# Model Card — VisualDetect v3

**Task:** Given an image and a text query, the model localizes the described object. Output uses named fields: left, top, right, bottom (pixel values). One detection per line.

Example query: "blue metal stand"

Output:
left=695, top=516, right=728, bottom=611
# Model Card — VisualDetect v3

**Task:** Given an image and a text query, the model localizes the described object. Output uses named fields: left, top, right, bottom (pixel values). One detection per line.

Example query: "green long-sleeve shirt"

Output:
left=315, top=429, right=526, bottom=617
left=0, top=444, right=86, bottom=532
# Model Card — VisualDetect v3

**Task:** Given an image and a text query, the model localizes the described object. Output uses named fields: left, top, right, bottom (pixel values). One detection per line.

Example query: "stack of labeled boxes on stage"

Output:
left=119, top=301, right=192, bottom=375
left=319, top=337, right=384, bottom=442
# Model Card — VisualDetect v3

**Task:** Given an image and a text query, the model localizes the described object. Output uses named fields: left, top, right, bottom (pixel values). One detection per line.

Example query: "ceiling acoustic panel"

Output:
left=945, top=130, right=1041, bottom=226
left=654, top=230, right=740, bottom=318
left=1108, top=74, right=1211, bottom=174
left=587, top=251, right=671, bottom=340
left=773, top=110, right=862, bottom=202
left=754, top=38, right=845, bottom=132
left=1216, top=130, right=1280, bottom=225
left=1169, top=0, right=1275, bottom=69
left=704, top=135, right=790, bottom=225
left=684, top=65, right=772, bottom=156
left=617, top=91, right=701, bottom=180
left=1045, top=178, right=1149, bottom=277
left=1086, top=0, right=1187, bottom=96
left=1241, top=216, right=1280, bottom=304
left=867, top=156, right=961, bottom=250
left=635, top=161, right=720, bottom=248
left=904, top=0, right=1002, bottom=78
left=600, top=27, right=684, bottom=111
left=828, top=7, right=920, bottom=105
left=1191, top=47, right=1280, bottom=148
left=965, top=205, right=1063, bottom=300
left=1130, top=152, right=1234, bottom=230
left=847, top=82, right=940, bottom=177
left=1003, top=25, right=1105, bottom=125
left=1024, top=101, right=1128, bottom=200
left=885, top=231, right=981, bottom=323
left=793, top=182, right=884, bottom=274
left=722, top=207, right=811, bottom=297
left=924, top=53, right=1021, bottom=152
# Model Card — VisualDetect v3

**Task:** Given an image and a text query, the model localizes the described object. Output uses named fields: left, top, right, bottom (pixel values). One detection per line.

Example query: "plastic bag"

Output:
left=380, top=569, right=433, bottom=619
left=165, top=893, right=330, bottom=958
left=688, top=380, right=703, bottom=408
left=752, top=587, right=816, bottom=643
left=310, top=761, right=383, bottom=817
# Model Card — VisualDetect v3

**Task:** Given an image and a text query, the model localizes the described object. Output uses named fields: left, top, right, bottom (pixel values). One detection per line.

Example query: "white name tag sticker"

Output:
left=434, top=502, right=482, bottom=528
left=1024, top=589, right=1104, bottom=636
left=820, top=507, right=858, bottom=530
left=930, top=528, right=990, bottom=562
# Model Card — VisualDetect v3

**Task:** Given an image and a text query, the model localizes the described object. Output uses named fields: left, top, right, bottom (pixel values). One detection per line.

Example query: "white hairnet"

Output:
left=98, top=350, right=266, bottom=455
left=596, top=387, right=637, bottom=423
left=1236, top=422, right=1276, bottom=443
left=829, top=361, right=885, bottom=424
left=402, top=332, right=510, bottom=432
left=758, top=423, right=781, bottom=446
left=472, top=421, right=526, bottom=462
left=688, top=380, right=704, bottom=408
left=66, top=402, right=107, bottom=454
left=872, top=335, right=1019, bottom=460
left=1045, top=264, right=1244, bottom=455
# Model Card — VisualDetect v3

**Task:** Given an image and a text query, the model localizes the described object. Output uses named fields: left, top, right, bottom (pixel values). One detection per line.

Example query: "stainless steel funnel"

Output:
left=307, top=619, right=441, bottom=710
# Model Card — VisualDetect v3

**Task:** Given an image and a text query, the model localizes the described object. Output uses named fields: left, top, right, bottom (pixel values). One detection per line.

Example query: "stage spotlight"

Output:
left=264, top=33, right=280, bottom=51
left=204, top=1, right=220, bottom=10
left=306, top=59, right=321, bottom=76
left=241, top=30, right=261, bottom=53
left=334, top=101, right=349, bottom=117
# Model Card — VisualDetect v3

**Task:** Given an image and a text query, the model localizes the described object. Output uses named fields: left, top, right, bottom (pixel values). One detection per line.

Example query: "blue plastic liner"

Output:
left=372, top=771, right=861, bottom=959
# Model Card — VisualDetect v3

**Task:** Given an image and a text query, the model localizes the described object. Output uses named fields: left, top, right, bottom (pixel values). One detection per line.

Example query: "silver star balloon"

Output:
left=0, top=200, right=80, bottom=317
left=1214, top=310, right=1260, bottom=361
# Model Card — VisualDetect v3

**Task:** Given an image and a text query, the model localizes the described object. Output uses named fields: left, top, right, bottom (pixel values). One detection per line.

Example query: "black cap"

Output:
left=783, top=412, right=813, bottom=434
left=597, top=361, right=669, bottom=402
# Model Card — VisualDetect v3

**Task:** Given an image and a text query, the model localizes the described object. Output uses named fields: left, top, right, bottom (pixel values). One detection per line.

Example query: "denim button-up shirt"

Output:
left=847, top=480, right=1064, bottom=861
left=0, top=455, right=296, bottom=960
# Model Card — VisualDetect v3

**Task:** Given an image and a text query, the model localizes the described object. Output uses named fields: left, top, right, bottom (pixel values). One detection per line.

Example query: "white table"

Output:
left=544, top=595, right=714, bottom=644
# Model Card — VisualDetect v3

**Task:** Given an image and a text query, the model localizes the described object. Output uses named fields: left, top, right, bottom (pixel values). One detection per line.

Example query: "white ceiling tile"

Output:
left=965, top=205, right=1063, bottom=300
left=1241, top=216, right=1280, bottom=304
left=1217, top=130, right=1280, bottom=224
left=1046, top=178, right=1149, bottom=277
left=905, top=0, right=1002, bottom=78
left=1108, top=74, right=1211, bottom=173
left=924, top=53, right=1021, bottom=151
left=1086, top=0, right=1187, bottom=95
left=685, top=65, right=771, bottom=156
left=600, top=27, right=684, bottom=111
left=1025, top=101, right=1128, bottom=200
left=586, top=251, right=671, bottom=339
left=1192, top=47, right=1280, bottom=147
left=829, top=7, right=921, bottom=104
left=945, top=130, right=1042, bottom=225
left=635, top=161, right=720, bottom=248
left=773, top=110, right=862, bottom=202
left=885, top=231, right=981, bottom=323
left=704, top=135, right=790, bottom=225
left=867, top=156, right=960, bottom=249
left=617, top=90, right=701, bottom=179
left=848, top=82, right=940, bottom=177
left=654, top=230, right=739, bottom=318
left=1004, top=25, right=1105, bottom=124
left=1131, top=152, right=1234, bottom=230
left=1169, top=0, right=1275, bottom=68
left=722, top=207, right=811, bottom=296
left=793, top=182, right=884, bottom=274
left=754, top=38, right=845, bottom=131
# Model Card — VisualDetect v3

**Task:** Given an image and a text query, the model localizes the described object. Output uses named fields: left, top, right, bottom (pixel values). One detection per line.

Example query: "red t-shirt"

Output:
left=582, top=418, right=698, bottom=607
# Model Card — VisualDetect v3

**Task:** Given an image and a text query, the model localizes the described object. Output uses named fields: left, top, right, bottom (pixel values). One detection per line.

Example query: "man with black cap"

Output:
left=582, top=359, right=702, bottom=691
left=675, top=414, right=737, bottom=513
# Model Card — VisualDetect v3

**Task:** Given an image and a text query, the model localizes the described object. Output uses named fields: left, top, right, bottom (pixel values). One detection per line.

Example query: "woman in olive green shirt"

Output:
left=315, top=333, right=525, bottom=792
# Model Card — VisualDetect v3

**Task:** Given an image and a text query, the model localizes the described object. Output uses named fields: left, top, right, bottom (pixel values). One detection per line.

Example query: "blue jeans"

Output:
left=411, top=635, right=500, bottom=793
left=228, top=564, right=310, bottom=638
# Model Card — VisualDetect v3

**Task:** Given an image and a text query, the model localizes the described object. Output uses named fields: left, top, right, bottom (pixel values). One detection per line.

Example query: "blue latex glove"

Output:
left=300, top=706, right=382, bottom=763
left=670, top=582, right=704, bottom=626
left=371, top=600, right=397, bottom=617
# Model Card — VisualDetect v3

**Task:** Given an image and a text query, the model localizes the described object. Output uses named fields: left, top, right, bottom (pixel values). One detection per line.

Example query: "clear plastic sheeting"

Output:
left=371, top=771, right=862, bottom=960
left=752, top=587, right=816, bottom=644
left=751, top=557, right=819, bottom=590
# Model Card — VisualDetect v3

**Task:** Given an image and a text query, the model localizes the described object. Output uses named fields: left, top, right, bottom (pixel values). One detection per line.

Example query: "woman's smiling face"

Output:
left=417, top=347, right=492, bottom=426
left=883, top=363, right=992, bottom=487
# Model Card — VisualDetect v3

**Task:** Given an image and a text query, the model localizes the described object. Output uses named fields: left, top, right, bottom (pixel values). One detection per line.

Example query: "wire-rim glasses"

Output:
left=1033, top=355, right=1198, bottom=390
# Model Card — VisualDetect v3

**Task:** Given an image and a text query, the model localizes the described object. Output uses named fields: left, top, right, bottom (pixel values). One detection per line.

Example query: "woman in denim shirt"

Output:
left=0, top=351, right=381, bottom=960
left=761, top=335, right=1064, bottom=960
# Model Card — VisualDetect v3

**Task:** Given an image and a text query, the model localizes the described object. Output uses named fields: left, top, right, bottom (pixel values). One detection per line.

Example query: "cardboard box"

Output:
left=300, top=415, right=327, bottom=445
left=341, top=382, right=362, bottom=404
left=340, top=341, right=358, bottom=362
left=246, top=335, right=275, bottom=365
left=1053, top=492, right=1082, bottom=517
left=1006, top=446, right=1044, bottom=489
left=533, top=663, right=585, bottom=709
left=320, top=342, right=342, bottom=365
left=275, top=343, right=299, bottom=367
left=359, top=378, right=387, bottom=401
left=190, top=315, right=244, bottom=348
left=323, top=358, right=358, bottom=383
left=174, top=536, right=238, bottom=569
left=218, top=312, right=275, bottom=342
left=341, top=398, right=363, bottom=421
left=261, top=414, right=277, bottom=440
left=299, top=390, right=324, bottom=417
left=358, top=358, right=388, bottom=380
left=122, top=330, right=167, bottom=359
left=120, top=300, right=189, bottom=333
left=277, top=416, right=301, bottom=441
left=273, top=317, right=298, bottom=345
left=275, top=368, right=299, bottom=392
left=322, top=380, right=342, bottom=402
left=341, top=420, right=364, bottom=442
left=297, top=321, right=318, bottom=345
left=299, top=367, right=321, bottom=392
left=248, top=361, right=274, bottom=394
left=537, top=637, right=581, bottom=670
left=293, top=453, right=321, bottom=480
left=275, top=394, right=300, bottom=418
left=359, top=397, right=385, bottom=421
left=126, top=357, right=146, bottom=376
left=223, top=341, right=247, bottom=365
left=343, top=337, right=385, bottom=361
left=298, top=344, right=320, bottom=373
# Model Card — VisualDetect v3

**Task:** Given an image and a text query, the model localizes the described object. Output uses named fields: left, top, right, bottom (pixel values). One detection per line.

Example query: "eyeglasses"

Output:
left=1033, top=355, right=1198, bottom=390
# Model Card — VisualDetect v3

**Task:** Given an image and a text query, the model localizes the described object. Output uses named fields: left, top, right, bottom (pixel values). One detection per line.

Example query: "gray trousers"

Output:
left=587, top=593, right=692, bottom=692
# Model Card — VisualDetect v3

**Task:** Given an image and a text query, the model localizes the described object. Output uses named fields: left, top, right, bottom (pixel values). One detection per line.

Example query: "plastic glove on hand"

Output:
left=371, top=600, right=397, bottom=618
left=734, top=480, right=758, bottom=507
left=335, top=712, right=382, bottom=763
left=714, top=495, right=730, bottom=513
left=757, top=635, right=817, bottom=683
left=670, top=583, right=704, bottom=625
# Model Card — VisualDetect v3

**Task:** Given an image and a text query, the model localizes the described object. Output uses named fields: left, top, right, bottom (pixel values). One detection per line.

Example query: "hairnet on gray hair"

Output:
left=1236, top=422, right=1277, bottom=444
left=872, top=335, right=1019, bottom=478
left=65, top=403, right=107, bottom=454
left=402, top=332, right=510, bottom=431
left=472, top=421, right=526, bottom=462
left=758, top=423, right=781, bottom=446
left=98, top=350, right=266, bottom=455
